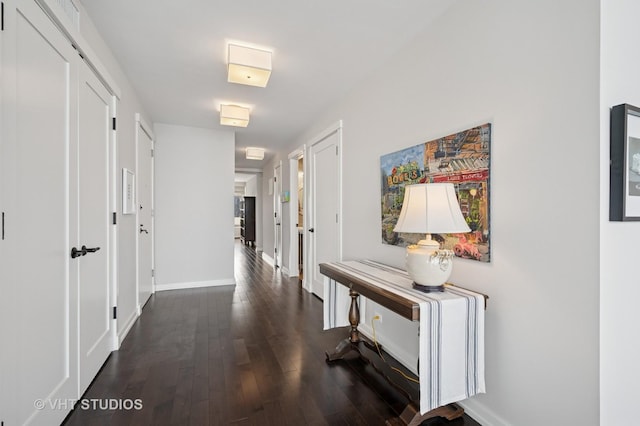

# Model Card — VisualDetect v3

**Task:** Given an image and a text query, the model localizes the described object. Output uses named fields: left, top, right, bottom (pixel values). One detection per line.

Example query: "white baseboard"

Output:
left=458, top=398, right=509, bottom=426
left=281, top=266, right=290, bottom=277
left=117, top=308, right=138, bottom=346
left=285, top=267, right=299, bottom=278
left=302, top=277, right=312, bottom=293
left=155, top=278, right=236, bottom=292
left=262, top=252, right=275, bottom=267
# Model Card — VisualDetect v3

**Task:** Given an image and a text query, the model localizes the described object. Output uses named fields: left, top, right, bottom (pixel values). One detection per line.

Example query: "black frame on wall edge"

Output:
left=610, top=103, right=640, bottom=221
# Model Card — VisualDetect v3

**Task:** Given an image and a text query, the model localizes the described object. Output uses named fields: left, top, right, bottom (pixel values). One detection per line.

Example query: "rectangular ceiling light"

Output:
left=220, top=104, right=250, bottom=127
left=228, top=44, right=272, bottom=88
left=246, top=147, right=265, bottom=160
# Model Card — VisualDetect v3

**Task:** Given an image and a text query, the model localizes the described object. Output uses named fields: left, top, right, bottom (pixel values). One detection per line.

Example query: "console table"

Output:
left=320, top=260, right=486, bottom=426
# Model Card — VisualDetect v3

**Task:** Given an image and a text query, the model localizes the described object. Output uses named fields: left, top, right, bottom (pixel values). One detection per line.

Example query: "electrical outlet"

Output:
left=373, top=313, right=382, bottom=323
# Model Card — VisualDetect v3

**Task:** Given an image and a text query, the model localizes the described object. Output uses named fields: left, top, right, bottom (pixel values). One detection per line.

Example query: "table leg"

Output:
left=326, top=289, right=361, bottom=361
left=348, top=289, right=360, bottom=343
left=387, top=403, right=464, bottom=426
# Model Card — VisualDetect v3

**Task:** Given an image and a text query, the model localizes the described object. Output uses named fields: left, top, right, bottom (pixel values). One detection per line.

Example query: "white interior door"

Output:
left=137, top=115, right=154, bottom=310
left=0, top=0, right=79, bottom=423
left=274, top=163, right=283, bottom=268
left=78, top=60, right=113, bottom=395
left=309, top=126, right=342, bottom=298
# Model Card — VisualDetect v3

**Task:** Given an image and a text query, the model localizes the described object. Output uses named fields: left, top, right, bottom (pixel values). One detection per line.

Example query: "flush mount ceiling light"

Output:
left=246, top=147, right=265, bottom=161
left=227, top=43, right=272, bottom=88
left=220, top=104, right=250, bottom=127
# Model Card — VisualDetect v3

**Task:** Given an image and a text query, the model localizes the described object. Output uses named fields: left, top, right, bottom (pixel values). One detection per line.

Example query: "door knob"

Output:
left=140, top=224, right=149, bottom=234
left=71, top=245, right=100, bottom=258
left=309, top=228, right=315, bottom=233
left=71, top=246, right=85, bottom=258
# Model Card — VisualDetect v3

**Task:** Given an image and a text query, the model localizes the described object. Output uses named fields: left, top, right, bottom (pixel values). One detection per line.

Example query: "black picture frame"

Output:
left=610, top=103, right=640, bottom=221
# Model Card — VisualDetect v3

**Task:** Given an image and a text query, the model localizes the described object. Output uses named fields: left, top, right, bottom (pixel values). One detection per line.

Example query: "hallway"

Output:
left=63, top=243, right=478, bottom=425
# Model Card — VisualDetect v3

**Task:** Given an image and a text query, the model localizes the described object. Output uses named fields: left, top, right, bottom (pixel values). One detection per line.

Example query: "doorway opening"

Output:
left=234, top=172, right=261, bottom=250
left=288, top=147, right=305, bottom=279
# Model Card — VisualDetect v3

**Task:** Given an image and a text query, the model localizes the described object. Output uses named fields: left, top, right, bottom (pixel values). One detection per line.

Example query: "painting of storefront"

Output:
left=380, top=123, right=491, bottom=262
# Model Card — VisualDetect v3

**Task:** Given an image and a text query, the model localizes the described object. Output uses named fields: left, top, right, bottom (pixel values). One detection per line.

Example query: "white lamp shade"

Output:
left=227, top=44, right=272, bottom=88
left=220, top=104, right=250, bottom=127
left=246, top=147, right=265, bottom=160
left=393, top=183, right=470, bottom=234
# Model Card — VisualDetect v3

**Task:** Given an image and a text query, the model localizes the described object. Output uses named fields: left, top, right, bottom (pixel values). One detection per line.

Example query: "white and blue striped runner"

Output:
left=322, top=260, right=485, bottom=414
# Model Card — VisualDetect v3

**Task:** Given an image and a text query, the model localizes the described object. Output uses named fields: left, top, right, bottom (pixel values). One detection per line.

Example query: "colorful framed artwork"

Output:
left=610, top=103, right=640, bottom=221
left=380, top=123, right=491, bottom=262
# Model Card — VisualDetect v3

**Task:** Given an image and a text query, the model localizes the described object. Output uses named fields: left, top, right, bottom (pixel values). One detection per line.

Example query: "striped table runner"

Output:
left=322, top=260, right=485, bottom=414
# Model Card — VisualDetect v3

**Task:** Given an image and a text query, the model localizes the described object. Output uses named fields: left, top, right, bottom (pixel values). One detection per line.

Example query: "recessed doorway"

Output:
left=288, top=147, right=305, bottom=279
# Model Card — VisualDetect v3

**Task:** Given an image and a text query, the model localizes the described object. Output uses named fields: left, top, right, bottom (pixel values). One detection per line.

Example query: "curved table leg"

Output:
left=326, top=289, right=361, bottom=362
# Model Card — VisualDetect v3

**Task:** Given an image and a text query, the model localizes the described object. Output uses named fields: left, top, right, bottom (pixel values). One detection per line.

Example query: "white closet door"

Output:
left=78, top=60, right=114, bottom=395
left=137, top=117, right=154, bottom=310
left=0, top=0, right=79, bottom=424
left=309, top=129, right=342, bottom=299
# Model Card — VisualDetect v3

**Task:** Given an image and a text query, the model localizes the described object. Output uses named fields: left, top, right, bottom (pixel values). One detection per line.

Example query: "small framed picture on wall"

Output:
left=610, top=103, right=640, bottom=221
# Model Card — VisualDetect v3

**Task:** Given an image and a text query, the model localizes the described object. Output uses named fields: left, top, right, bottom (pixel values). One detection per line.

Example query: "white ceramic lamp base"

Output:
left=405, top=238, right=454, bottom=293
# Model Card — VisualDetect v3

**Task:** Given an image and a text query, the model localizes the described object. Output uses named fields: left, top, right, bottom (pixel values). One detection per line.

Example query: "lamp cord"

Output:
left=371, top=317, right=420, bottom=385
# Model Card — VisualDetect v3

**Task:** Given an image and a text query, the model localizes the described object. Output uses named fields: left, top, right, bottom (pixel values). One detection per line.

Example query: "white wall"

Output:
left=600, top=0, right=640, bottom=423
left=154, top=123, right=235, bottom=290
left=245, top=175, right=258, bottom=196
left=274, top=1, right=600, bottom=424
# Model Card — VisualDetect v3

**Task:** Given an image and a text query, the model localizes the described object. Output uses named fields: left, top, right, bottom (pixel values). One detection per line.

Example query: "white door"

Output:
left=309, top=126, right=342, bottom=298
left=274, top=163, right=283, bottom=268
left=0, top=0, right=79, bottom=423
left=137, top=115, right=154, bottom=310
left=78, top=60, right=114, bottom=395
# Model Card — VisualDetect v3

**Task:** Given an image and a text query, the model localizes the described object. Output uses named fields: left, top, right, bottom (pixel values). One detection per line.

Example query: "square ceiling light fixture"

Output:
left=220, top=104, right=250, bottom=127
left=246, top=147, right=265, bottom=161
left=227, top=43, right=272, bottom=88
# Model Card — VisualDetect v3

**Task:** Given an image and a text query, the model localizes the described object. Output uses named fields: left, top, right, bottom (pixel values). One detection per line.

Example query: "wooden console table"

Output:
left=320, top=260, right=487, bottom=426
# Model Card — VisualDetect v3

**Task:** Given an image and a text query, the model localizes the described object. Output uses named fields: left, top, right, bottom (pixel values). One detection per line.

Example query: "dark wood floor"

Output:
left=63, top=242, right=481, bottom=425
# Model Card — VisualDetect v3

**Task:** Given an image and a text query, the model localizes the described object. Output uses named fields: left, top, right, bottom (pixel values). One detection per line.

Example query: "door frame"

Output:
left=135, top=113, right=155, bottom=314
left=288, top=146, right=305, bottom=278
left=109, top=98, right=118, bottom=350
left=304, top=121, right=343, bottom=293
left=273, top=161, right=283, bottom=268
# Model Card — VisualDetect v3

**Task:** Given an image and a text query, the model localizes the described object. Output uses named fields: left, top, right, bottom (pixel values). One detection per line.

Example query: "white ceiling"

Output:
left=79, top=0, right=454, bottom=169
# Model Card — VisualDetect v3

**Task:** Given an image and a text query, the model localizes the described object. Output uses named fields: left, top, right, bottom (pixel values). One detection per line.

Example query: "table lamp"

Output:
left=393, top=183, right=470, bottom=292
